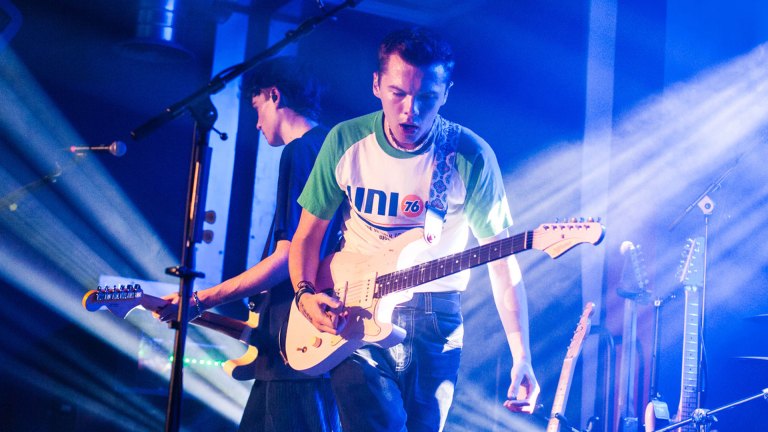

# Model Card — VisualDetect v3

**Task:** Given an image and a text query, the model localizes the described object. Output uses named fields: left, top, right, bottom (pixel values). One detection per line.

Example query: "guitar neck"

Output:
left=545, top=303, right=595, bottom=432
left=140, top=294, right=249, bottom=342
left=616, top=242, right=648, bottom=432
left=547, top=358, right=576, bottom=432
left=617, top=298, right=639, bottom=421
left=678, top=286, right=702, bottom=430
left=376, top=230, right=531, bottom=297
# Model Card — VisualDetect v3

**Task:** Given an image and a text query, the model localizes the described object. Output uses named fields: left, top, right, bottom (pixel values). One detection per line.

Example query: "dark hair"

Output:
left=243, top=56, right=322, bottom=120
left=377, top=27, right=455, bottom=82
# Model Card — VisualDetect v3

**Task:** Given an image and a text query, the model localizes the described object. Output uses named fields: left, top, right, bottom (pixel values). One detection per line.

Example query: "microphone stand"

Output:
left=128, top=2, right=361, bottom=431
left=667, top=154, right=741, bottom=420
left=653, top=388, right=768, bottom=432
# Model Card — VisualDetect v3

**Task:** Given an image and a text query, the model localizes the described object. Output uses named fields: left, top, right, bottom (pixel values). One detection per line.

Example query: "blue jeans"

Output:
left=330, top=292, right=463, bottom=432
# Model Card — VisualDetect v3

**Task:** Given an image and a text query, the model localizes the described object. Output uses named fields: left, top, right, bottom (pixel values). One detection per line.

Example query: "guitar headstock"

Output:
left=677, top=237, right=704, bottom=288
left=532, top=219, right=605, bottom=259
left=565, top=302, right=595, bottom=360
left=81, top=284, right=144, bottom=318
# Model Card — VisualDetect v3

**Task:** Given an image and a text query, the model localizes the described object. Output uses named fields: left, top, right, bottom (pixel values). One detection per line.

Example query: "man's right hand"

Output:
left=152, top=292, right=180, bottom=322
left=297, top=292, right=345, bottom=334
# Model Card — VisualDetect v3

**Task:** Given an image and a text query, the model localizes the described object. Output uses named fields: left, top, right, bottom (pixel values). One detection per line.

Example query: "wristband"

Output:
left=295, top=281, right=316, bottom=309
left=191, top=291, right=204, bottom=320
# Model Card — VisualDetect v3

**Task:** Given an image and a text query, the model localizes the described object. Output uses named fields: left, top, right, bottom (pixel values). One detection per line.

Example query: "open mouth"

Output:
left=400, top=123, right=420, bottom=136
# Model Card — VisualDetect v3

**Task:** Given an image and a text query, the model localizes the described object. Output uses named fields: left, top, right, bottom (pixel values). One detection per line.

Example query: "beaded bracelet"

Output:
left=191, top=291, right=204, bottom=320
left=295, top=281, right=316, bottom=309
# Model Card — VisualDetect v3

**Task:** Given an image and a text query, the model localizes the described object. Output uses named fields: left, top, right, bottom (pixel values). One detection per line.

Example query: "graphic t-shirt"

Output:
left=299, top=111, right=512, bottom=293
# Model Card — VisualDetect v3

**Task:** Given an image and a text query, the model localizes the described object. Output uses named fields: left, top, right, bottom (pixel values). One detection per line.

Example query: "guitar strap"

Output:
left=247, top=215, right=277, bottom=312
left=424, top=117, right=461, bottom=245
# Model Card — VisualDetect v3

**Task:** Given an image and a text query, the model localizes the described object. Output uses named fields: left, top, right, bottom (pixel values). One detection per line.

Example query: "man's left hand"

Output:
left=503, top=361, right=539, bottom=414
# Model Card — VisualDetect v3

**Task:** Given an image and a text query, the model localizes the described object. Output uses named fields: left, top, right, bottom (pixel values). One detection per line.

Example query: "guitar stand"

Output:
left=553, top=413, right=580, bottom=432
left=653, top=387, right=768, bottom=432
left=550, top=413, right=599, bottom=432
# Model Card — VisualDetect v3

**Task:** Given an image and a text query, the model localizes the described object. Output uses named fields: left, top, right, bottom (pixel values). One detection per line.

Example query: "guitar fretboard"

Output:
left=374, top=231, right=532, bottom=297
left=680, top=285, right=701, bottom=432
left=547, top=358, right=575, bottom=432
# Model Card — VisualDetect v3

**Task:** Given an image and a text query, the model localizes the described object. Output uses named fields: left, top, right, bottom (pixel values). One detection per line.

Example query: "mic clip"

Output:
left=211, top=126, right=228, bottom=141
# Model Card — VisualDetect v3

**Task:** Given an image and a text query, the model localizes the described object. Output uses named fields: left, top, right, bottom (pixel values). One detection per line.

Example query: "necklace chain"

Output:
left=385, top=118, right=433, bottom=153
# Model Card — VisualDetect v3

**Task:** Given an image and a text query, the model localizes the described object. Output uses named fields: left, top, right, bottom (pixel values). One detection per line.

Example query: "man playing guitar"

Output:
left=288, top=27, right=539, bottom=432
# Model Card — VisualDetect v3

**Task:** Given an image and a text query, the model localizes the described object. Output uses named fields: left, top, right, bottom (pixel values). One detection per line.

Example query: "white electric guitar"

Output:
left=673, top=237, right=705, bottom=432
left=286, top=221, right=605, bottom=375
left=644, top=237, right=705, bottom=432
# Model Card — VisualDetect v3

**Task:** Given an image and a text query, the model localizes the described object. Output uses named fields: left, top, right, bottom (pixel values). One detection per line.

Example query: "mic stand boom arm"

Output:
left=130, top=0, right=360, bottom=141
left=653, top=388, right=768, bottom=432
left=127, top=2, right=361, bottom=432
left=667, top=154, right=740, bottom=232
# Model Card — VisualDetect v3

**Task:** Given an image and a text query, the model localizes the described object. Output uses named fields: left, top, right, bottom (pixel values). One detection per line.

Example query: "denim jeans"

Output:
left=330, top=292, right=463, bottom=432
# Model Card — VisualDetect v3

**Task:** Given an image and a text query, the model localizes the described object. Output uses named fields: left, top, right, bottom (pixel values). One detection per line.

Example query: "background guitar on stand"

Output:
left=642, top=290, right=676, bottom=432
left=673, top=237, right=706, bottom=432
left=616, top=241, right=651, bottom=432
left=644, top=237, right=705, bottom=432
left=547, top=302, right=596, bottom=432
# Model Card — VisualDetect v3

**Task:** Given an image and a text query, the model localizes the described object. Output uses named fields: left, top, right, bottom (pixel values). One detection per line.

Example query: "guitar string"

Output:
left=337, top=226, right=593, bottom=301
left=373, top=233, right=529, bottom=298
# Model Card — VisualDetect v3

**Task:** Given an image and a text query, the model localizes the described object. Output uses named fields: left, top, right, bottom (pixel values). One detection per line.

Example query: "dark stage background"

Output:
left=1, top=0, right=768, bottom=431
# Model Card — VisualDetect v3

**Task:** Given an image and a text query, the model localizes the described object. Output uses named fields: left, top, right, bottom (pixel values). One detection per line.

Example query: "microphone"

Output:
left=619, top=240, right=635, bottom=255
left=70, top=141, right=127, bottom=157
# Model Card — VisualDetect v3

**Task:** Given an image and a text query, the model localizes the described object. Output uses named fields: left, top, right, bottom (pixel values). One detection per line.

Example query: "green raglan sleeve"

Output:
left=457, top=129, right=513, bottom=239
left=297, top=125, right=347, bottom=220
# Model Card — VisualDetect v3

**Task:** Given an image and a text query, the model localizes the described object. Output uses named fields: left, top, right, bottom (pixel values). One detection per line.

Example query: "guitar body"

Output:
left=221, top=310, right=261, bottom=380
left=286, top=229, right=426, bottom=375
left=643, top=398, right=670, bottom=432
